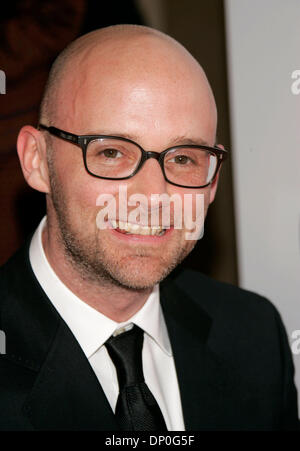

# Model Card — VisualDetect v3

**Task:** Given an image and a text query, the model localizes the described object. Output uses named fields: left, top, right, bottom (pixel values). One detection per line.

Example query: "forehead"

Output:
left=54, top=35, right=217, bottom=142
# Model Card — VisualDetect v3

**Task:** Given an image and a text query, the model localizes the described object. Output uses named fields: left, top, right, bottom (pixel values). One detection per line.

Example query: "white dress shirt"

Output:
left=29, top=217, right=185, bottom=431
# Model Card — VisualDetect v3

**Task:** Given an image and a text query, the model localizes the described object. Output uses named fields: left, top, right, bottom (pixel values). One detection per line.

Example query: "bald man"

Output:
left=0, top=25, right=298, bottom=431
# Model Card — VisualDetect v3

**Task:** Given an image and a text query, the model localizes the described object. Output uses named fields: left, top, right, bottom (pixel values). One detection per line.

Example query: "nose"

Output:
left=129, top=156, right=168, bottom=198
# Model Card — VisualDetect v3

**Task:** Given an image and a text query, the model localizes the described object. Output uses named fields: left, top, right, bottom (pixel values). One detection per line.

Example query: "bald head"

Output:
left=40, top=24, right=217, bottom=140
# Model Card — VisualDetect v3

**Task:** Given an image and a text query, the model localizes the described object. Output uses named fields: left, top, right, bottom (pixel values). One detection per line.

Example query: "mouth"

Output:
left=110, top=219, right=167, bottom=237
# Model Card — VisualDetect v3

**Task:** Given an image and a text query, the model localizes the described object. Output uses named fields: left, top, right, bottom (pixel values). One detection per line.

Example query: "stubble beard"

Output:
left=47, top=159, right=196, bottom=291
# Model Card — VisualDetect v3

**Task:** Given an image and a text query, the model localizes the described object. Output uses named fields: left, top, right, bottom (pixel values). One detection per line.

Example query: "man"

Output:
left=0, top=25, right=298, bottom=431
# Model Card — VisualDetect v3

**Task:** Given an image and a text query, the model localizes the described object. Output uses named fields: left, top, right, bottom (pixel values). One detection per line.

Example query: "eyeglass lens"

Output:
left=86, top=138, right=217, bottom=186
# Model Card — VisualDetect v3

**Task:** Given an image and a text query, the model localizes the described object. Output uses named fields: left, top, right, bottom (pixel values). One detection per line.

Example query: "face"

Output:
left=46, top=35, right=218, bottom=290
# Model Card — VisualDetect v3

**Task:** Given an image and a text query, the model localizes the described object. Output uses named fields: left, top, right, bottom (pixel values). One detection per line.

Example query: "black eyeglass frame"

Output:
left=38, top=123, right=228, bottom=189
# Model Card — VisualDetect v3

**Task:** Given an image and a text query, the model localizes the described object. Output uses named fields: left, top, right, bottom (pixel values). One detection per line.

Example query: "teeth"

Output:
left=151, top=226, right=160, bottom=236
left=111, top=220, right=165, bottom=236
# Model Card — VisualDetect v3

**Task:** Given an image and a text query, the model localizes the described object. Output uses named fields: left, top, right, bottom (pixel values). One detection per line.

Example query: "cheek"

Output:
left=54, top=151, right=122, bottom=211
left=73, top=182, right=100, bottom=209
left=71, top=180, right=123, bottom=217
left=169, top=187, right=210, bottom=225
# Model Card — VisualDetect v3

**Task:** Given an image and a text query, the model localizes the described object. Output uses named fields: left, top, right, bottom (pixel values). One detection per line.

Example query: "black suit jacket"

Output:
left=0, top=241, right=298, bottom=430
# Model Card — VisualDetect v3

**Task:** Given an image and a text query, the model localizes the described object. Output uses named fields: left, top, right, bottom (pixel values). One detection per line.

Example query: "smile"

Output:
left=110, top=220, right=166, bottom=236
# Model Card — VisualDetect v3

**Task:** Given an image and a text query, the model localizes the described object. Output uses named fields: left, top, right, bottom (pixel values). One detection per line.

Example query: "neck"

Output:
left=42, top=226, right=152, bottom=322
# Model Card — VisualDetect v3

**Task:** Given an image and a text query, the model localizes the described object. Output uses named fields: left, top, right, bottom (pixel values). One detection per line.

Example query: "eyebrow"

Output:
left=84, top=130, right=213, bottom=147
left=170, top=135, right=212, bottom=147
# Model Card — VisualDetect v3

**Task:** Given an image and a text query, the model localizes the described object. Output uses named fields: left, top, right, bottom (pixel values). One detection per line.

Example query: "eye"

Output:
left=169, top=154, right=193, bottom=165
left=101, top=148, right=123, bottom=158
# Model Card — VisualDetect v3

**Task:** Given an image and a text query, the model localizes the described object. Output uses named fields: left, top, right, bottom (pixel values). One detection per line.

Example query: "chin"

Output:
left=113, top=258, right=173, bottom=290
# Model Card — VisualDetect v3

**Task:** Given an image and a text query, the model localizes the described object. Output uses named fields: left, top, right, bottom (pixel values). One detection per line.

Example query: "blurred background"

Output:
left=0, top=0, right=299, bottom=405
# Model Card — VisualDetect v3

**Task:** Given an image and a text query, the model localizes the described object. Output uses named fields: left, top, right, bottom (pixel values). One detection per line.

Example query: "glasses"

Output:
left=38, top=124, right=228, bottom=189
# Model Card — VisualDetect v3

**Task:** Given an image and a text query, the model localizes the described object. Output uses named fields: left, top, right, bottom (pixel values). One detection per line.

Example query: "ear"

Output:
left=17, top=125, right=50, bottom=193
left=208, top=144, right=225, bottom=204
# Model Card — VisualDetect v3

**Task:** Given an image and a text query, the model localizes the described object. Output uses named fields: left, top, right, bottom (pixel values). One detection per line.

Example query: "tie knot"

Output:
left=105, top=325, right=145, bottom=389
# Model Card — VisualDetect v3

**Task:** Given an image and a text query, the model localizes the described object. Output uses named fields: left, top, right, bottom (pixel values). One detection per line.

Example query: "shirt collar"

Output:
left=29, top=216, right=172, bottom=359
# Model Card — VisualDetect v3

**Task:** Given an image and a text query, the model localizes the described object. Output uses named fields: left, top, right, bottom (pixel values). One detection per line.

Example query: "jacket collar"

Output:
left=1, top=241, right=118, bottom=430
left=160, top=274, right=240, bottom=431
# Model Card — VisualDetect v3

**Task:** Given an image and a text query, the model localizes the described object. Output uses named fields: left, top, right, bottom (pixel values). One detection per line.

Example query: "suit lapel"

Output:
left=160, top=276, right=239, bottom=431
left=2, top=242, right=118, bottom=431
left=23, top=320, right=117, bottom=431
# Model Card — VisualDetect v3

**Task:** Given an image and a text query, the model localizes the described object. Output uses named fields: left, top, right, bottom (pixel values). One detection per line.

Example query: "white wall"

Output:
left=225, top=0, right=300, bottom=408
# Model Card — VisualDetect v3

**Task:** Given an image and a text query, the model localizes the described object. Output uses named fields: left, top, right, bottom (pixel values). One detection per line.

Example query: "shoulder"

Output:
left=168, top=268, right=283, bottom=335
left=0, top=237, right=39, bottom=330
left=165, top=269, right=294, bottom=384
left=0, top=242, right=30, bottom=297
left=176, top=268, right=276, bottom=313
left=172, top=268, right=275, bottom=308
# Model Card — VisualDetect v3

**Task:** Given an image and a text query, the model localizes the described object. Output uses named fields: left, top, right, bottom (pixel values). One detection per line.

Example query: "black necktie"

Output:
left=105, top=325, right=168, bottom=431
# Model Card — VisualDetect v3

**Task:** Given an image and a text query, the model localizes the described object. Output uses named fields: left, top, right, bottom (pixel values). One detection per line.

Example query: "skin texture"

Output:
left=17, top=25, right=221, bottom=321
